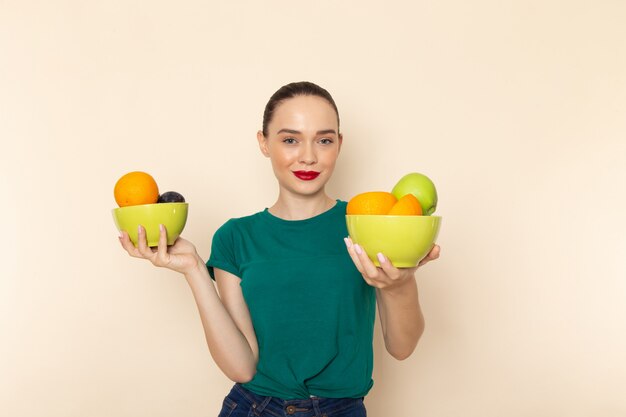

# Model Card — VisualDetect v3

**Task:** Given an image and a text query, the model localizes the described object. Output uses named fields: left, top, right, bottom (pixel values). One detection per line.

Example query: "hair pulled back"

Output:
left=262, top=81, right=340, bottom=136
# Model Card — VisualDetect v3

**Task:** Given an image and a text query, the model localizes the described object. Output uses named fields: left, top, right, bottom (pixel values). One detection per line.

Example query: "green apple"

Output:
left=391, top=173, right=438, bottom=215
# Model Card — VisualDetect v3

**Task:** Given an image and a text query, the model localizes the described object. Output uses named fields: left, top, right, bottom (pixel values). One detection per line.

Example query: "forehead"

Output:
left=269, top=95, right=338, bottom=131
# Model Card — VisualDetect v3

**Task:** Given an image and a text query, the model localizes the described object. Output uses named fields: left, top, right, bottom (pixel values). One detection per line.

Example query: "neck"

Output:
left=269, top=190, right=336, bottom=221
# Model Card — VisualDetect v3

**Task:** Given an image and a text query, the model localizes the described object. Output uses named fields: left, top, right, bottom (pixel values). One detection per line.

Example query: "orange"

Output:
left=114, top=171, right=159, bottom=207
left=387, top=193, right=423, bottom=215
left=347, top=191, right=397, bottom=215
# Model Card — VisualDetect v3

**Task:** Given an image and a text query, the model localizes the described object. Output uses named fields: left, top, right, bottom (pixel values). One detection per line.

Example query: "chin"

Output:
left=288, top=182, right=327, bottom=197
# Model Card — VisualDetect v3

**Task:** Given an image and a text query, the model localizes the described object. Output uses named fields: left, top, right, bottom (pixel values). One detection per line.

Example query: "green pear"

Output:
left=391, top=173, right=438, bottom=215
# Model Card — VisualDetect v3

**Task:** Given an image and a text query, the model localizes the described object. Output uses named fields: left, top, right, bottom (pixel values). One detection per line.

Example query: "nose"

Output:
left=299, top=142, right=317, bottom=165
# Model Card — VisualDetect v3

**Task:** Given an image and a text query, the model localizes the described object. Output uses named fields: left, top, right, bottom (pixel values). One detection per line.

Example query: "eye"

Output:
left=319, top=138, right=334, bottom=145
left=283, top=137, right=297, bottom=144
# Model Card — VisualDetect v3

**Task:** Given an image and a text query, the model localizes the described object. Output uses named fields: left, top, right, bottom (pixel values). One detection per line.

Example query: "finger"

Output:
left=345, top=239, right=383, bottom=286
left=344, top=237, right=366, bottom=274
left=353, top=243, right=379, bottom=278
left=155, top=224, right=169, bottom=265
left=136, top=225, right=156, bottom=259
left=119, top=231, right=141, bottom=257
left=418, top=244, right=441, bottom=266
left=428, top=244, right=441, bottom=259
left=376, top=253, right=401, bottom=279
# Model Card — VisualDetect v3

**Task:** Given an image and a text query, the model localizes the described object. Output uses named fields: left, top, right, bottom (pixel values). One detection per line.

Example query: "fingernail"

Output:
left=137, top=225, right=142, bottom=233
left=377, top=253, right=386, bottom=264
left=344, top=237, right=351, bottom=248
left=159, top=224, right=164, bottom=232
left=354, top=244, right=363, bottom=255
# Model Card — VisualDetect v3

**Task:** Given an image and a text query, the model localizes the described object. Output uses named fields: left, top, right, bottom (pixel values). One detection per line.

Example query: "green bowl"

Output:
left=112, top=203, right=188, bottom=247
left=346, top=215, right=441, bottom=268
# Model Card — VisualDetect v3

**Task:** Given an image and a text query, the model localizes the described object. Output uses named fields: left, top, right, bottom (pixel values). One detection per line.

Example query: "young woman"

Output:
left=119, top=81, right=440, bottom=417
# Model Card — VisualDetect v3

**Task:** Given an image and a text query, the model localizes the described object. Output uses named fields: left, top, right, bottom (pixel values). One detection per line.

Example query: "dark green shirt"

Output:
left=207, top=200, right=376, bottom=399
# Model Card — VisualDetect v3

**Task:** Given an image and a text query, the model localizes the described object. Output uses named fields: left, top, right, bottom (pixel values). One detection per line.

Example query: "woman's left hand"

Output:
left=344, top=237, right=440, bottom=290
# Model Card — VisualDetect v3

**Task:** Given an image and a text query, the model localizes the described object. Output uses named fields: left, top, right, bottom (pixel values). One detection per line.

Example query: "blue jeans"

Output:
left=217, top=383, right=367, bottom=417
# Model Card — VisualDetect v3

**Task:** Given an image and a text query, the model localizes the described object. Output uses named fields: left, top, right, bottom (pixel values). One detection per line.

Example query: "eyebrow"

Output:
left=276, top=128, right=337, bottom=135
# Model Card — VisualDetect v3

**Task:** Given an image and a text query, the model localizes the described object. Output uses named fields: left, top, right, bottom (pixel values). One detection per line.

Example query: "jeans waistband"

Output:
left=232, top=383, right=364, bottom=416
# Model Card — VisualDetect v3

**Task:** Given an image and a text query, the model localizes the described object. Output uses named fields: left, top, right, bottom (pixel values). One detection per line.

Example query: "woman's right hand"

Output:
left=118, top=224, right=204, bottom=275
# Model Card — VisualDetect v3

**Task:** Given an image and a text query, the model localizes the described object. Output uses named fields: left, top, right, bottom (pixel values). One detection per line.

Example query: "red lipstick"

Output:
left=293, top=171, right=320, bottom=181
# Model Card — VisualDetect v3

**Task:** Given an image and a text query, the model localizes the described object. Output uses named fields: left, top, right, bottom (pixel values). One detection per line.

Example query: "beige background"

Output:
left=2, top=1, right=625, bottom=416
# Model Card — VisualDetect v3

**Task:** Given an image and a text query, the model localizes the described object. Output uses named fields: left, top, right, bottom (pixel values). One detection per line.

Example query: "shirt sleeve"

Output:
left=206, top=219, right=240, bottom=280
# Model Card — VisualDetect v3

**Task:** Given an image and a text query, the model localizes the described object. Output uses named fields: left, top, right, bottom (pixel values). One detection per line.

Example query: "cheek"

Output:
left=320, top=148, right=340, bottom=165
left=269, top=148, right=296, bottom=167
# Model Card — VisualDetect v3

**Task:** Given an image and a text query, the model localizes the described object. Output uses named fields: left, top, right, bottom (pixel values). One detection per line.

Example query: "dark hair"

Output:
left=262, top=81, right=340, bottom=136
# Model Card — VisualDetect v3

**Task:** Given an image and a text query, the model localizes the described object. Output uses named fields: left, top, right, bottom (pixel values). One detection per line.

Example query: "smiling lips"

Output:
left=293, top=171, right=320, bottom=181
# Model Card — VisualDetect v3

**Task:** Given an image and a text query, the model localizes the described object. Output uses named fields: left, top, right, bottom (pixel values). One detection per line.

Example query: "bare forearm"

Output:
left=184, top=261, right=257, bottom=382
left=376, top=278, right=425, bottom=360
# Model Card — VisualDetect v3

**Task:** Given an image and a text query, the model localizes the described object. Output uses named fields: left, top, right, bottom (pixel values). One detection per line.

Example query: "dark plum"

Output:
left=157, top=191, right=185, bottom=203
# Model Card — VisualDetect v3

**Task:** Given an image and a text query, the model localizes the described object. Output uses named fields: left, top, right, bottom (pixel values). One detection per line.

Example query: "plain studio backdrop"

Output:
left=1, top=1, right=625, bottom=416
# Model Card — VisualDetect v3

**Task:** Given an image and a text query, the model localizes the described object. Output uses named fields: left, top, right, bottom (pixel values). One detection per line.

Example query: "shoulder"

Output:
left=331, top=199, right=348, bottom=217
left=213, top=210, right=265, bottom=238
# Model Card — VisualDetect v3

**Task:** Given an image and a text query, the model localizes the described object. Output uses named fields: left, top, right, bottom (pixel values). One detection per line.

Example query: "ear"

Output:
left=337, top=133, right=343, bottom=154
left=257, top=130, right=270, bottom=157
